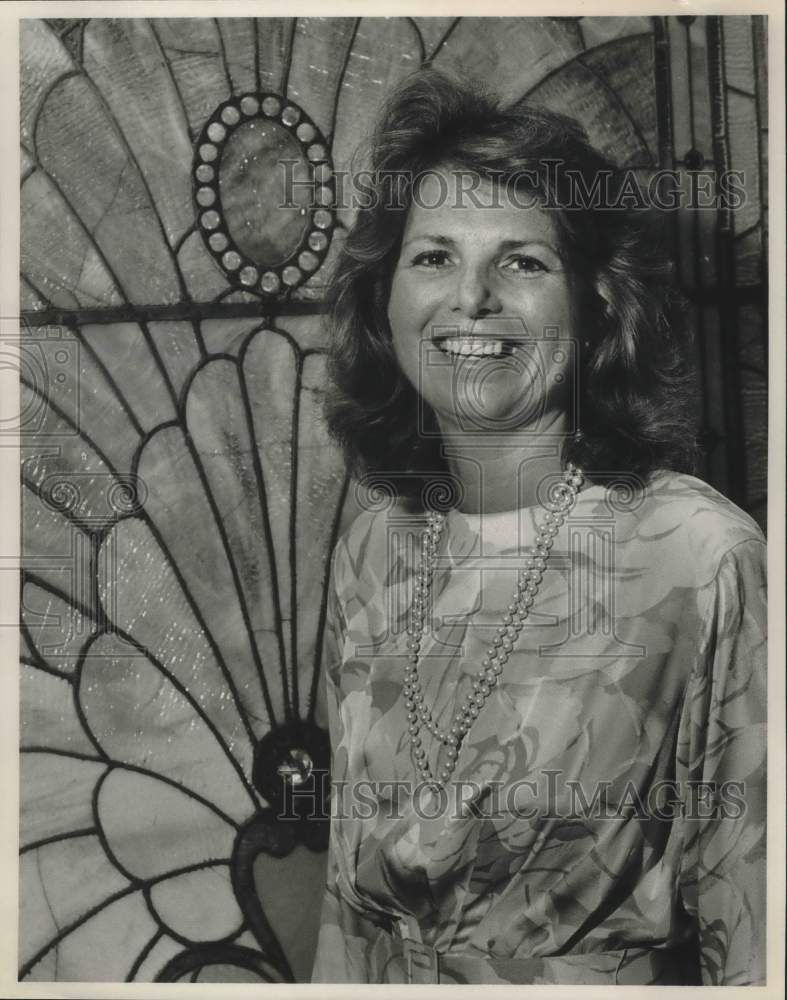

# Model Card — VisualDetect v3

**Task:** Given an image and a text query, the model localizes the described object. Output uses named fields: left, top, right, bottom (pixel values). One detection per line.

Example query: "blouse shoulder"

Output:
left=330, top=499, right=421, bottom=602
left=633, top=471, right=766, bottom=582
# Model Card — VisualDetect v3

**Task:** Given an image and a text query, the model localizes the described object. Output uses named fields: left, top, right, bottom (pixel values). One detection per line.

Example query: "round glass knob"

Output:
left=276, top=747, right=314, bottom=786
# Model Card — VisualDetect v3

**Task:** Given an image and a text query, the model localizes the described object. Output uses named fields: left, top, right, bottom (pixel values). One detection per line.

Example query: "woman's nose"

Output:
left=452, top=265, right=502, bottom=317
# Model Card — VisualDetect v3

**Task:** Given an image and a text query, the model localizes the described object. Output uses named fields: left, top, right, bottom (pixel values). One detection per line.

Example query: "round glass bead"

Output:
left=195, top=164, right=214, bottom=183
left=196, top=186, right=216, bottom=207
left=282, top=105, right=301, bottom=126
left=222, top=251, right=241, bottom=270
left=296, top=122, right=316, bottom=142
left=239, top=266, right=258, bottom=286
left=221, top=105, right=241, bottom=125
left=282, top=265, right=302, bottom=286
left=262, top=96, right=281, bottom=116
left=240, top=95, right=260, bottom=116
left=313, top=161, right=333, bottom=182
left=207, top=122, right=226, bottom=142
left=208, top=232, right=228, bottom=252
left=313, top=208, right=333, bottom=229
left=307, top=231, right=328, bottom=253
left=200, top=210, right=220, bottom=230
left=298, top=250, right=319, bottom=272
left=261, top=271, right=280, bottom=293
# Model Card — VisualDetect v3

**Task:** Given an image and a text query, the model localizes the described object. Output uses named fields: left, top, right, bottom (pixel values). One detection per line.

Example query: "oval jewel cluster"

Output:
left=403, top=464, right=585, bottom=790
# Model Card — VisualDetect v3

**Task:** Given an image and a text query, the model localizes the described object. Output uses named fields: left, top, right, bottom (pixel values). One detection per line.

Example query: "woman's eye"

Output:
left=503, top=255, right=547, bottom=275
left=411, top=250, right=451, bottom=268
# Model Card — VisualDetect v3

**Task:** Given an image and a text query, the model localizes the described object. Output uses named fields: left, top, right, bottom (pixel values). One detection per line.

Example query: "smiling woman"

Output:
left=311, top=68, right=766, bottom=985
left=387, top=172, right=577, bottom=512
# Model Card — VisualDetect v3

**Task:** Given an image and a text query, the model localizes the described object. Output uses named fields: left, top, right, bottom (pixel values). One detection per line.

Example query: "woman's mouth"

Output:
left=434, top=337, right=518, bottom=358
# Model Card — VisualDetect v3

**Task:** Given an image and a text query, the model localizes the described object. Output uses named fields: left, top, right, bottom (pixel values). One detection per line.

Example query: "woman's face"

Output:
left=386, top=166, right=581, bottom=438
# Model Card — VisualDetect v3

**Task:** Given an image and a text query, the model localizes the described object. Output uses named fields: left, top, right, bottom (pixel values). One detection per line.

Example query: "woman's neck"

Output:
left=433, top=407, right=573, bottom=514
left=439, top=439, right=567, bottom=514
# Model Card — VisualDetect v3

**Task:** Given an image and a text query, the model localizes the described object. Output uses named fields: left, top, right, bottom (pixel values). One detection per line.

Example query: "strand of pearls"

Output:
left=403, top=464, right=585, bottom=790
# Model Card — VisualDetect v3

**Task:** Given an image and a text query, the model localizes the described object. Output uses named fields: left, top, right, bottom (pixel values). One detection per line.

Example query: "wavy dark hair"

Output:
left=323, top=67, right=700, bottom=510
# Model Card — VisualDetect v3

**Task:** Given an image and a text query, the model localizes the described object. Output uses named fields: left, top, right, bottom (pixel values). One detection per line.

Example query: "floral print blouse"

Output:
left=311, top=471, right=767, bottom=985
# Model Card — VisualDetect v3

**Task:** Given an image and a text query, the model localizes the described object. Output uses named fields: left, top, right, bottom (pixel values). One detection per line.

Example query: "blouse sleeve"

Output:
left=310, top=540, right=372, bottom=982
left=677, top=538, right=767, bottom=985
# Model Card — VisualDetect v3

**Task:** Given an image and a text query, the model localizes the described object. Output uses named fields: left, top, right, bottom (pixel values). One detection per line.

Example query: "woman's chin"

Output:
left=434, top=396, right=545, bottom=435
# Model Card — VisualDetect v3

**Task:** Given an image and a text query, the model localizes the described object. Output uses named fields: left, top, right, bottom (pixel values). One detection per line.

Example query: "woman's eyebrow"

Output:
left=401, top=234, right=560, bottom=254
left=496, top=239, right=559, bottom=254
left=401, top=234, right=456, bottom=250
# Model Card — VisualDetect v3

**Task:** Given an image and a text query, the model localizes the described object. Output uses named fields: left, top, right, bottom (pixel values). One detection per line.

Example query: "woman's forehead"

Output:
left=404, top=168, right=560, bottom=245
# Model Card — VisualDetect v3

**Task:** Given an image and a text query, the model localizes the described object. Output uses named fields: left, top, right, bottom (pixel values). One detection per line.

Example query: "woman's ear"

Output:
left=594, top=276, right=615, bottom=318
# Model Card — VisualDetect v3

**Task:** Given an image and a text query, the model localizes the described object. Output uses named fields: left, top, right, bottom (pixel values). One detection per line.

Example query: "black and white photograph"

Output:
left=1, top=3, right=783, bottom=993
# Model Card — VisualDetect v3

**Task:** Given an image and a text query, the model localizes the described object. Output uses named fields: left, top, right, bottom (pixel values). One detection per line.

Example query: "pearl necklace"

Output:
left=403, top=464, right=585, bottom=790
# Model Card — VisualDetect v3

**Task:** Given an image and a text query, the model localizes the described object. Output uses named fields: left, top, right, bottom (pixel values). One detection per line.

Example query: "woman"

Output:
left=311, top=68, right=767, bottom=985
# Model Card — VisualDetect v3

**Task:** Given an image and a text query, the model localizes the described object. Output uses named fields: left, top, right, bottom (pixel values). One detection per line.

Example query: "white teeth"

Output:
left=440, top=338, right=504, bottom=357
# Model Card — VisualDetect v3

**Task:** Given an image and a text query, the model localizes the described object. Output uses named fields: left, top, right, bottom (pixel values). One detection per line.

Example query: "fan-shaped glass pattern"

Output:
left=18, top=14, right=767, bottom=982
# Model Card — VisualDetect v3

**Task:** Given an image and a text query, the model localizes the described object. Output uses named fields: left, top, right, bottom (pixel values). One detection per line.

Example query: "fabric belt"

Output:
left=385, top=920, right=701, bottom=985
